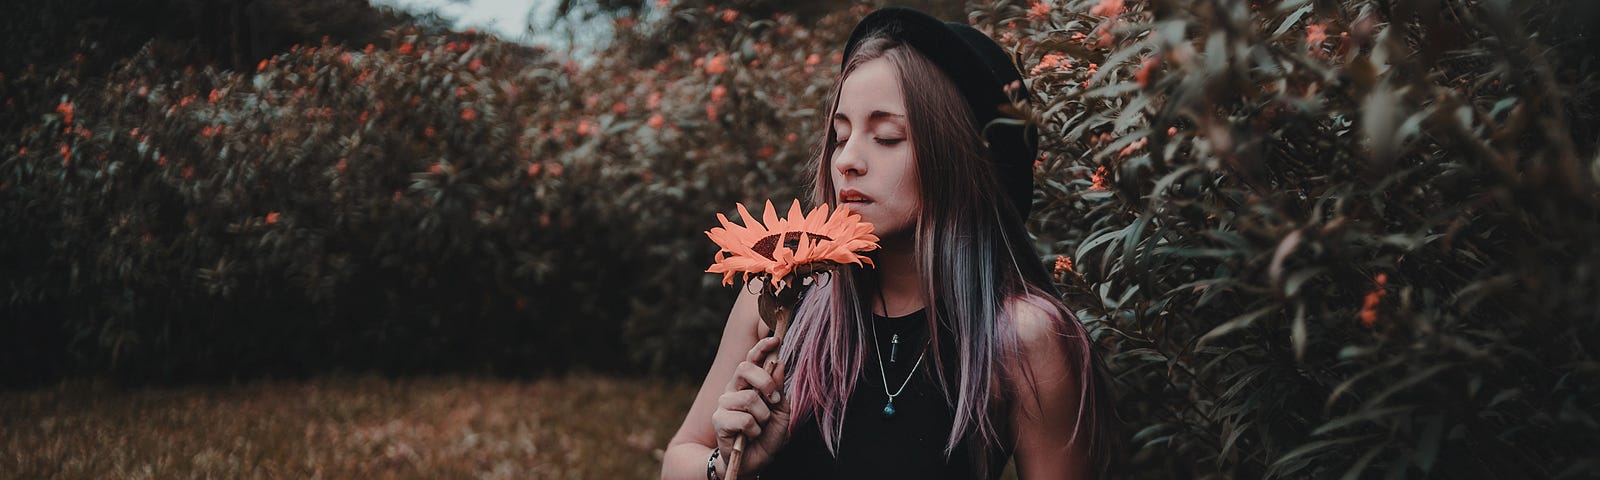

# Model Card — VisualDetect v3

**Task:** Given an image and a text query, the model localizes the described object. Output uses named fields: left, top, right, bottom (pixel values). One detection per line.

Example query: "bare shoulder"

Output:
left=1003, top=292, right=1082, bottom=395
left=1005, top=293, right=1068, bottom=352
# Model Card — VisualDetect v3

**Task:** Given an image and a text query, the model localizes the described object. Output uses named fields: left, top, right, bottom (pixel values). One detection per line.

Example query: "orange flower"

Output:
left=257, top=59, right=269, bottom=71
left=56, top=101, right=74, bottom=126
left=461, top=108, right=478, bottom=121
left=647, top=91, right=662, bottom=109
left=1028, top=0, right=1051, bottom=20
left=705, top=53, right=728, bottom=75
left=398, top=43, right=414, bottom=55
left=1089, top=165, right=1110, bottom=191
left=721, top=9, right=739, bottom=23
left=706, top=200, right=879, bottom=288
left=1306, top=23, right=1328, bottom=48
left=705, top=103, right=719, bottom=121
left=1053, top=255, right=1074, bottom=280
left=611, top=101, right=629, bottom=114
left=266, top=212, right=280, bottom=225
left=1359, top=273, right=1388, bottom=327
left=647, top=114, right=666, bottom=129
left=805, top=53, right=821, bottom=66
left=1089, top=0, right=1124, bottom=16
left=1030, top=53, right=1070, bottom=76
left=710, top=84, right=728, bottom=103
left=1118, top=136, right=1150, bottom=157
left=1135, top=56, right=1158, bottom=87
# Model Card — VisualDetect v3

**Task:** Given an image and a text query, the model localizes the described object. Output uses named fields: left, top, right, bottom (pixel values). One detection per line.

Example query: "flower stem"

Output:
left=726, top=276, right=800, bottom=480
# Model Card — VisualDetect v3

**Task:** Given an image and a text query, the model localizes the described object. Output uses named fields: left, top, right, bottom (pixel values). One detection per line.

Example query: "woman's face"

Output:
left=830, top=57, right=921, bottom=241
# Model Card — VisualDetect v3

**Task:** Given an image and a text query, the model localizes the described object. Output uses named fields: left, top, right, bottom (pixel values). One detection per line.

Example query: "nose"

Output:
left=833, top=137, right=866, bottom=177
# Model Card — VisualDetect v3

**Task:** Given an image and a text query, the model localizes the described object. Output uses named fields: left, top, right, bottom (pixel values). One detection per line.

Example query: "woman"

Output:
left=662, top=7, right=1116, bottom=479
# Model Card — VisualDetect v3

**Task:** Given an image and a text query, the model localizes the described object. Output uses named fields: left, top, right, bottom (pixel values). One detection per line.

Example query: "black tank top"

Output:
left=759, top=309, right=1013, bottom=479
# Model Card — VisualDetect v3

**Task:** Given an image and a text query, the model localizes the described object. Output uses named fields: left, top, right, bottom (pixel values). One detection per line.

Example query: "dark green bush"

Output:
left=981, top=0, right=1599, bottom=477
left=1, top=2, right=856, bottom=385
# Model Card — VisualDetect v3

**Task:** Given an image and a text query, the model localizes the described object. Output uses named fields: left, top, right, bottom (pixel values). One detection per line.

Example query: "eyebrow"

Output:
left=832, top=110, right=906, bottom=123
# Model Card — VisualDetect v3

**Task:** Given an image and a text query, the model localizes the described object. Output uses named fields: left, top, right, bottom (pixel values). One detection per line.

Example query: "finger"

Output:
left=728, top=361, right=778, bottom=400
left=726, top=360, right=758, bottom=392
left=718, top=389, right=772, bottom=424
left=713, top=408, right=763, bottom=439
left=710, top=408, right=745, bottom=438
left=746, top=336, right=780, bottom=363
left=771, top=360, right=787, bottom=401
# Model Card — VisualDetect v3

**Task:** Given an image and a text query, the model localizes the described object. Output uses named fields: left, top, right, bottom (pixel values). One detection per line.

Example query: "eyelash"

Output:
left=832, top=137, right=904, bottom=147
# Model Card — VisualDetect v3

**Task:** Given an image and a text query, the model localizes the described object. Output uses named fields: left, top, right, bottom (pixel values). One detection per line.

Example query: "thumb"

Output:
left=772, top=358, right=787, bottom=386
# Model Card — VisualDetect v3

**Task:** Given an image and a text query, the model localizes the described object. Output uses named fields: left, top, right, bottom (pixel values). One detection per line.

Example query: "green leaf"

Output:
left=1269, top=434, right=1380, bottom=477
left=1291, top=302, right=1307, bottom=362
left=1416, top=414, right=1444, bottom=472
left=1340, top=443, right=1390, bottom=480
left=1366, top=363, right=1455, bottom=409
left=1283, top=268, right=1325, bottom=298
left=1272, top=4, right=1314, bottom=38
left=1199, top=304, right=1280, bottom=345
left=1076, top=225, right=1128, bottom=265
left=1312, top=405, right=1416, bottom=436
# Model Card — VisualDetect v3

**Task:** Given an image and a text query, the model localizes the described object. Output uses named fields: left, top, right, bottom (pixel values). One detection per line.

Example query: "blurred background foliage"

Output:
left=3, top=0, right=1598, bottom=477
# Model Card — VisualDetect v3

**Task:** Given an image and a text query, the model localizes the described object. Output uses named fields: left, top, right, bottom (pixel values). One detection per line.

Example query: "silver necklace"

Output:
left=871, top=314, right=926, bottom=420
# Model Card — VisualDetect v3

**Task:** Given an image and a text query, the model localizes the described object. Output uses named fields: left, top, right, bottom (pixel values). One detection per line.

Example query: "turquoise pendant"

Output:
left=881, top=401, right=896, bottom=419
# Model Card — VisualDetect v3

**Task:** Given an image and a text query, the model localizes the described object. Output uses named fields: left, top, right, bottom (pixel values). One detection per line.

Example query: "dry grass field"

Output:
left=1, top=375, right=698, bottom=479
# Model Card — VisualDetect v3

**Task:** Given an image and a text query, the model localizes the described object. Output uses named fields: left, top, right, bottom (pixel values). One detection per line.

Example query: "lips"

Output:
left=838, top=189, right=873, bottom=204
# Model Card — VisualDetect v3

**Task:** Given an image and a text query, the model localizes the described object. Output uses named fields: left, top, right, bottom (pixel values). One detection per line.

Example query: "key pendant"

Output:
left=890, top=334, right=899, bottom=365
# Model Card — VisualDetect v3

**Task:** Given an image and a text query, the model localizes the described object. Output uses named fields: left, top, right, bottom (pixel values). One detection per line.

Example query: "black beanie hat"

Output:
left=842, top=7, right=1039, bottom=220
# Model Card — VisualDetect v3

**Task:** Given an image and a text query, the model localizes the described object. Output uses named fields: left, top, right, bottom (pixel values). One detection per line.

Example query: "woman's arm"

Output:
left=1007, top=296, right=1094, bottom=480
left=660, top=284, right=766, bottom=480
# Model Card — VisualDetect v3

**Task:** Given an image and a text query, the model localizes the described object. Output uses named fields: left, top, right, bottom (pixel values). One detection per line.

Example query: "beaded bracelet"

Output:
left=707, top=448, right=722, bottom=480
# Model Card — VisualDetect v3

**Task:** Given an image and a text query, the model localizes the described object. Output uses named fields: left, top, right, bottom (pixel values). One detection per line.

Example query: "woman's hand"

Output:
left=711, top=336, right=791, bottom=476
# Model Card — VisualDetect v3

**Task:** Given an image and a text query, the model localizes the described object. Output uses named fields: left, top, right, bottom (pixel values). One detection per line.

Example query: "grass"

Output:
left=1, top=375, right=698, bottom=479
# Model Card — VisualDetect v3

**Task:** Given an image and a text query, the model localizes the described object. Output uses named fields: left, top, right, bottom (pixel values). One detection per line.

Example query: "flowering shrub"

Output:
left=0, top=1, right=859, bottom=384
left=976, top=0, right=1600, bottom=476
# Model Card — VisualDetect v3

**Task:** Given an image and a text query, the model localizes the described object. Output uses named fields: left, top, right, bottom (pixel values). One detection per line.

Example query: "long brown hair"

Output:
left=777, top=33, right=1118, bottom=474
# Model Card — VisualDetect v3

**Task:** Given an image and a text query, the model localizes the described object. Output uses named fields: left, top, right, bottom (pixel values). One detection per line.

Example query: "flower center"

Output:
left=751, top=231, right=833, bottom=260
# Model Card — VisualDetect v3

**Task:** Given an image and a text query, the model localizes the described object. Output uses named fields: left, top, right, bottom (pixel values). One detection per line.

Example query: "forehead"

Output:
left=835, top=57, right=904, bottom=121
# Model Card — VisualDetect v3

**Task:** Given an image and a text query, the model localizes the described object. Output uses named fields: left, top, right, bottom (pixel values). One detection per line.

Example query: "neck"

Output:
left=870, top=236, right=924, bottom=317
